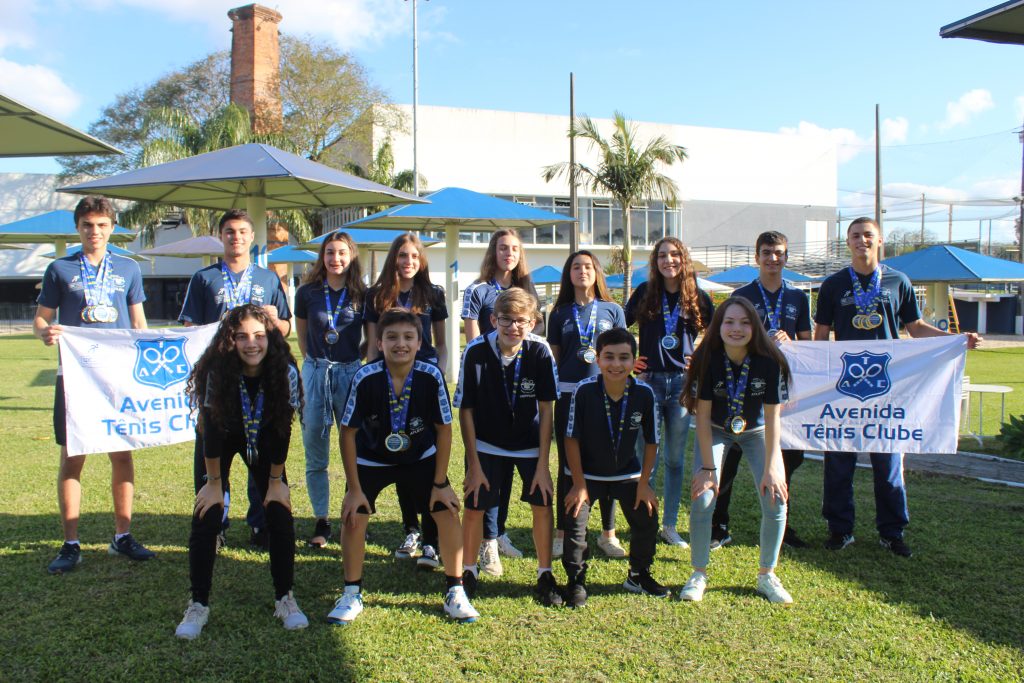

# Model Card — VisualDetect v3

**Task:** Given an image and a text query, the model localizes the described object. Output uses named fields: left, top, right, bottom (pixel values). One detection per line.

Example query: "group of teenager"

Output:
left=35, top=197, right=980, bottom=639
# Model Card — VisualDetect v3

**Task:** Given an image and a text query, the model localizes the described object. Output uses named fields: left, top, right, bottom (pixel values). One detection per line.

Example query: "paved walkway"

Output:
left=805, top=451, right=1024, bottom=488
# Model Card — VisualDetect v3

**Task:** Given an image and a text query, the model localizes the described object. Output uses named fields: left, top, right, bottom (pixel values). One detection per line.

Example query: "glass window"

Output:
left=610, top=207, right=623, bottom=244
left=630, top=208, right=647, bottom=245
left=648, top=207, right=664, bottom=241
left=592, top=202, right=611, bottom=245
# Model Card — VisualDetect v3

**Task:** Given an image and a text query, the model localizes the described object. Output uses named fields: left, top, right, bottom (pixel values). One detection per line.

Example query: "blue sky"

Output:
left=2, top=0, right=1022, bottom=241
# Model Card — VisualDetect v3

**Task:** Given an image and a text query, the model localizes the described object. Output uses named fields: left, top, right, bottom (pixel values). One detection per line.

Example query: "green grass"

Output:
left=1, top=335, right=1022, bottom=681
left=961, top=347, right=1024, bottom=458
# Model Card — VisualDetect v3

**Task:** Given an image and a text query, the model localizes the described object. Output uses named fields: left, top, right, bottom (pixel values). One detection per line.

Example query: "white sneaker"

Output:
left=175, top=600, right=209, bottom=640
left=551, top=536, right=564, bottom=559
left=479, top=539, right=504, bottom=577
left=597, top=535, right=626, bottom=558
left=417, top=544, right=440, bottom=570
left=327, top=588, right=363, bottom=625
left=679, top=571, right=708, bottom=602
left=496, top=533, right=524, bottom=558
left=756, top=573, right=794, bottom=604
left=274, top=591, right=309, bottom=630
left=443, top=585, right=479, bottom=623
left=659, top=527, right=690, bottom=548
left=395, top=531, right=421, bottom=559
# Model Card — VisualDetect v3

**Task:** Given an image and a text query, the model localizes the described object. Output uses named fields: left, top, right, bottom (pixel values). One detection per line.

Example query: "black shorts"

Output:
left=355, top=456, right=438, bottom=515
left=464, top=451, right=549, bottom=510
left=53, top=376, right=67, bottom=447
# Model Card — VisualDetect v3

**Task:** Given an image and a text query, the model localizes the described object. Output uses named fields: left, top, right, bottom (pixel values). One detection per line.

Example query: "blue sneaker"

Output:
left=108, top=533, right=155, bottom=561
left=47, top=542, right=81, bottom=574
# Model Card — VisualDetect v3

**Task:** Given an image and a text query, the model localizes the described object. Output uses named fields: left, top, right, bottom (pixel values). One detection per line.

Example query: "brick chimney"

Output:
left=227, top=4, right=283, bottom=133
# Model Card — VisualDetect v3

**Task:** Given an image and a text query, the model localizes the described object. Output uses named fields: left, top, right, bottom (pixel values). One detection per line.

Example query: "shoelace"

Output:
left=277, top=595, right=301, bottom=616
left=402, top=533, right=419, bottom=549
left=184, top=603, right=206, bottom=622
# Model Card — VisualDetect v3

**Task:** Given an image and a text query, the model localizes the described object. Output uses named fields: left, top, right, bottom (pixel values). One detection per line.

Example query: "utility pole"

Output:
left=569, top=72, right=578, bottom=253
left=948, top=204, right=953, bottom=244
left=411, top=0, right=420, bottom=196
left=875, top=104, right=882, bottom=231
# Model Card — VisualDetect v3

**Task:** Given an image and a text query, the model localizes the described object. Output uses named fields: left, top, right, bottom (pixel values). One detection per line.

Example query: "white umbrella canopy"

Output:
left=0, top=91, right=122, bottom=157
left=137, top=235, right=225, bottom=268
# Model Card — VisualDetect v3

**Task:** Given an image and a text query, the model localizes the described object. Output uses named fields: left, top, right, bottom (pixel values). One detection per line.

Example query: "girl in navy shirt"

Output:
left=679, top=297, right=794, bottom=604
left=294, top=231, right=365, bottom=547
left=547, top=250, right=626, bottom=559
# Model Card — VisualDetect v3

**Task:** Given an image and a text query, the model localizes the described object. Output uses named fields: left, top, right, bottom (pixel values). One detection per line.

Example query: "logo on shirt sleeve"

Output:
left=630, top=412, right=643, bottom=430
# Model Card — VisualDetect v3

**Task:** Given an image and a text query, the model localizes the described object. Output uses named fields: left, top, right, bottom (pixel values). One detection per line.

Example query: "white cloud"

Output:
left=0, top=59, right=81, bottom=118
left=779, top=121, right=868, bottom=164
left=881, top=116, right=908, bottom=144
left=0, top=0, right=38, bottom=52
left=938, top=88, right=994, bottom=130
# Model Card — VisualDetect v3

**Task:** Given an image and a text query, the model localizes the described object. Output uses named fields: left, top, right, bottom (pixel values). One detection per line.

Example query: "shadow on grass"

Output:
left=28, top=368, right=56, bottom=387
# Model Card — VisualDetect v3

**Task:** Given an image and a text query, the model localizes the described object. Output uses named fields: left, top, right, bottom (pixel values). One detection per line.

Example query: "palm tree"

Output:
left=543, top=112, right=688, bottom=297
left=120, top=103, right=312, bottom=245
left=345, top=137, right=421, bottom=195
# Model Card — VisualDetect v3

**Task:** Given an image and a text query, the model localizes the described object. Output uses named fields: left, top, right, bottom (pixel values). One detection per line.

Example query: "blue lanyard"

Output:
left=78, top=252, right=112, bottom=306
left=848, top=266, right=881, bottom=316
left=322, top=284, right=349, bottom=332
left=490, top=279, right=505, bottom=292
left=501, top=341, right=524, bottom=415
left=384, top=365, right=414, bottom=433
left=661, top=292, right=681, bottom=337
left=756, top=280, right=785, bottom=331
left=723, top=354, right=751, bottom=420
left=239, top=378, right=265, bottom=463
left=221, top=263, right=254, bottom=310
left=602, top=377, right=631, bottom=453
left=572, top=301, right=598, bottom=350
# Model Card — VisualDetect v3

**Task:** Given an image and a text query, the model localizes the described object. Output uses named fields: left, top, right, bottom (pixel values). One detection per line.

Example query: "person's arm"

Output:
left=813, top=323, right=831, bottom=341
left=905, top=319, right=982, bottom=348
left=263, top=461, right=291, bottom=510
left=796, top=330, right=811, bottom=341
left=340, top=426, right=369, bottom=526
left=563, top=435, right=590, bottom=517
left=195, top=456, right=224, bottom=517
left=432, top=319, right=447, bottom=374
left=364, top=322, right=379, bottom=362
left=429, top=422, right=460, bottom=516
left=760, top=403, right=787, bottom=504
left=530, top=401, right=555, bottom=505
left=691, top=398, right=718, bottom=500
left=261, top=305, right=290, bottom=337
left=295, top=317, right=309, bottom=359
left=463, top=318, right=480, bottom=343
left=33, top=305, right=61, bottom=346
left=549, top=345, right=561, bottom=364
left=460, top=407, right=489, bottom=506
left=128, top=302, right=147, bottom=330
left=634, top=441, right=658, bottom=515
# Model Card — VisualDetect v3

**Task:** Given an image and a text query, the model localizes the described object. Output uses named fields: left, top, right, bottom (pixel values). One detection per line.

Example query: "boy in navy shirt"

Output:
left=455, top=288, right=561, bottom=605
left=562, top=328, right=668, bottom=607
left=34, top=196, right=155, bottom=574
left=327, top=309, right=479, bottom=624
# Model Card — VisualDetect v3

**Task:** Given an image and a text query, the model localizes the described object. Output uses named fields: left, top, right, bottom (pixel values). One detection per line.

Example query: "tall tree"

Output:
left=543, top=112, right=687, bottom=297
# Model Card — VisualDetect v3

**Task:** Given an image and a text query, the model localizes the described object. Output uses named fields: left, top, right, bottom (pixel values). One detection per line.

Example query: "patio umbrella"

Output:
left=0, top=91, right=122, bottom=157
left=343, top=187, right=577, bottom=379
left=137, top=235, right=225, bottom=267
left=267, top=245, right=318, bottom=315
left=301, top=228, right=441, bottom=283
left=57, top=143, right=427, bottom=264
left=0, top=210, right=135, bottom=257
left=605, top=268, right=733, bottom=293
left=705, top=264, right=818, bottom=285
left=41, top=243, right=146, bottom=262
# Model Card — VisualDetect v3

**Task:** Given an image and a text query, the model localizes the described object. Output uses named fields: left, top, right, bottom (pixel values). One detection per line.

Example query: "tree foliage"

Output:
left=543, top=112, right=687, bottom=297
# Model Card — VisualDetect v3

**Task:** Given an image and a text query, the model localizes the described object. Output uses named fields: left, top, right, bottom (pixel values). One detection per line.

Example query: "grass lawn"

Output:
left=960, top=346, right=1024, bottom=458
left=1, top=335, right=1022, bottom=682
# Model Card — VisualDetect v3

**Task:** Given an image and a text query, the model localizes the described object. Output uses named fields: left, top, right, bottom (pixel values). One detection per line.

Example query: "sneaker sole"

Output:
left=175, top=630, right=202, bottom=640
left=327, top=617, right=358, bottom=626
left=623, top=580, right=671, bottom=598
left=756, top=588, right=794, bottom=605
left=107, top=546, right=154, bottom=561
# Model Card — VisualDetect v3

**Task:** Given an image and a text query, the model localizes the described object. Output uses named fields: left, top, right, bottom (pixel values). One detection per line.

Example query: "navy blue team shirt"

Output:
left=461, top=279, right=541, bottom=339
left=364, top=285, right=447, bottom=364
left=294, top=282, right=363, bottom=363
left=547, top=299, right=625, bottom=390
left=624, top=282, right=714, bottom=372
left=814, top=264, right=919, bottom=341
left=178, top=263, right=291, bottom=325
left=733, top=279, right=811, bottom=339
left=697, top=350, right=786, bottom=430
left=38, top=253, right=145, bottom=329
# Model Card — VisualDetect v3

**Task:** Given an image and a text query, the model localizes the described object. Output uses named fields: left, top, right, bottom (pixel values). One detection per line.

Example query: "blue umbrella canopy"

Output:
left=267, top=245, right=317, bottom=265
left=0, top=91, right=122, bottom=158
left=0, top=210, right=135, bottom=244
left=883, top=245, right=1024, bottom=283
left=705, top=264, right=817, bottom=285
left=302, top=228, right=440, bottom=250
left=58, top=143, right=427, bottom=211
left=530, top=265, right=563, bottom=285
left=42, top=243, right=145, bottom=261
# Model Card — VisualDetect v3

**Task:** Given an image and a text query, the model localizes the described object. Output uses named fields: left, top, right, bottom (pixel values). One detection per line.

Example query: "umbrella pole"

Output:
left=55, top=239, right=66, bottom=258
left=287, top=263, right=296, bottom=334
left=445, top=224, right=460, bottom=382
left=246, top=194, right=268, bottom=268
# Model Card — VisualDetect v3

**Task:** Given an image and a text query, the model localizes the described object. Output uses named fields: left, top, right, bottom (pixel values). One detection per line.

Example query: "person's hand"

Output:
left=683, top=355, right=692, bottom=372
left=462, top=464, right=490, bottom=507
left=262, top=304, right=280, bottom=321
left=263, top=477, right=292, bottom=511
left=691, top=468, right=718, bottom=501
left=966, top=332, right=983, bottom=349
left=430, top=483, right=461, bottom=517
left=760, top=469, right=788, bottom=505
left=772, top=329, right=792, bottom=344
left=341, top=488, right=371, bottom=527
left=40, top=323, right=63, bottom=346
left=634, top=480, right=657, bottom=516
left=563, top=483, right=590, bottom=517
left=194, top=481, right=224, bottom=518
left=633, top=355, right=648, bottom=375
left=529, top=466, right=554, bottom=506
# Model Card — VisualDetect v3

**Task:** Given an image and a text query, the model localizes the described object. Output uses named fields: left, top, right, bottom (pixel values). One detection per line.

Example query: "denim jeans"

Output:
left=822, top=451, right=908, bottom=539
left=301, top=358, right=361, bottom=520
left=641, top=371, right=692, bottom=530
left=689, top=426, right=787, bottom=571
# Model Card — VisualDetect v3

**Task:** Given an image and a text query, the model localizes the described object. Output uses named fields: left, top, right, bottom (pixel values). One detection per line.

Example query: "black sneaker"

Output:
left=249, top=527, right=269, bottom=550
left=563, top=582, right=587, bottom=609
left=108, top=534, right=155, bottom=561
left=710, top=524, right=732, bottom=550
left=782, top=526, right=810, bottom=549
left=824, top=532, right=855, bottom=551
left=623, top=568, right=671, bottom=598
left=879, top=536, right=912, bottom=558
left=462, top=569, right=478, bottom=599
left=534, top=571, right=564, bottom=607
left=308, top=519, right=331, bottom=548
left=47, top=542, right=81, bottom=574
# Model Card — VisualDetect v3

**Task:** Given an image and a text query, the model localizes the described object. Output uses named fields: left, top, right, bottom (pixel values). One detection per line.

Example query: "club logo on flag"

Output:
left=133, top=337, right=191, bottom=389
left=836, top=351, right=891, bottom=402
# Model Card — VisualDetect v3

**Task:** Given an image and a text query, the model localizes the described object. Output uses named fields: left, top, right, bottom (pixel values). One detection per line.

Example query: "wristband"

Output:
left=433, top=477, right=450, bottom=489
left=205, top=475, right=221, bottom=482
left=701, top=467, right=716, bottom=472
left=269, top=473, right=284, bottom=481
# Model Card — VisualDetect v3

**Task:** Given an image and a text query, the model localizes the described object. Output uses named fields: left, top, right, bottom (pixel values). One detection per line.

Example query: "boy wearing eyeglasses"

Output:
left=454, top=288, right=562, bottom=606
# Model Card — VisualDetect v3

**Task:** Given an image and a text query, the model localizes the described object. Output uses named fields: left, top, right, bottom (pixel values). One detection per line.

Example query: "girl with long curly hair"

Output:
left=175, top=304, right=308, bottom=640
left=624, top=236, right=713, bottom=548
left=678, top=297, right=794, bottom=605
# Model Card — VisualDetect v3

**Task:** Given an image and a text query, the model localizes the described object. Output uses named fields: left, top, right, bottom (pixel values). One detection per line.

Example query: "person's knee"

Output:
left=194, top=505, right=224, bottom=531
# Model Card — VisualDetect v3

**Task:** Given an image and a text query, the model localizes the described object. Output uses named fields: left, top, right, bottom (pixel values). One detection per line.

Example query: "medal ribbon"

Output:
left=490, top=279, right=505, bottom=292
left=847, top=266, right=881, bottom=317
left=661, top=293, right=681, bottom=339
left=756, top=280, right=785, bottom=331
left=602, top=377, right=631, bottom=453
left=239, top=378, right=265, bottom=463
left=384, top=365, right=414, bottom=434
left=78, top=252, right=113, bottom=307
left=723, top=354, right=751, bottom=424
left=221, top=263, right=254, bottom=310
left=572, top=301, right=598, bottom=353
left=323, top=284, right=349, bottom=333
left=501, top=342, right=524, bottom=416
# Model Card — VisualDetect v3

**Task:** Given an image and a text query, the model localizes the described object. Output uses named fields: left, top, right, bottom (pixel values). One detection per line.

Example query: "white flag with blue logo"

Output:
left=58, top=324, right=218, bottom=456
left=779, top=336, right=967, bottom=454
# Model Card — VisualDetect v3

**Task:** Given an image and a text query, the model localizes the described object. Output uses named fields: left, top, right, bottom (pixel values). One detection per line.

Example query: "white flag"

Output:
left=58, top=324, right=218, bottom=456
left=779, top=336, right=966, bottom=454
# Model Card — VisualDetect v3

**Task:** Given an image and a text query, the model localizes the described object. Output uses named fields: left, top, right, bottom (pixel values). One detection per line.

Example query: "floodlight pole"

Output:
left=412, top=0, right=420, bottom=197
